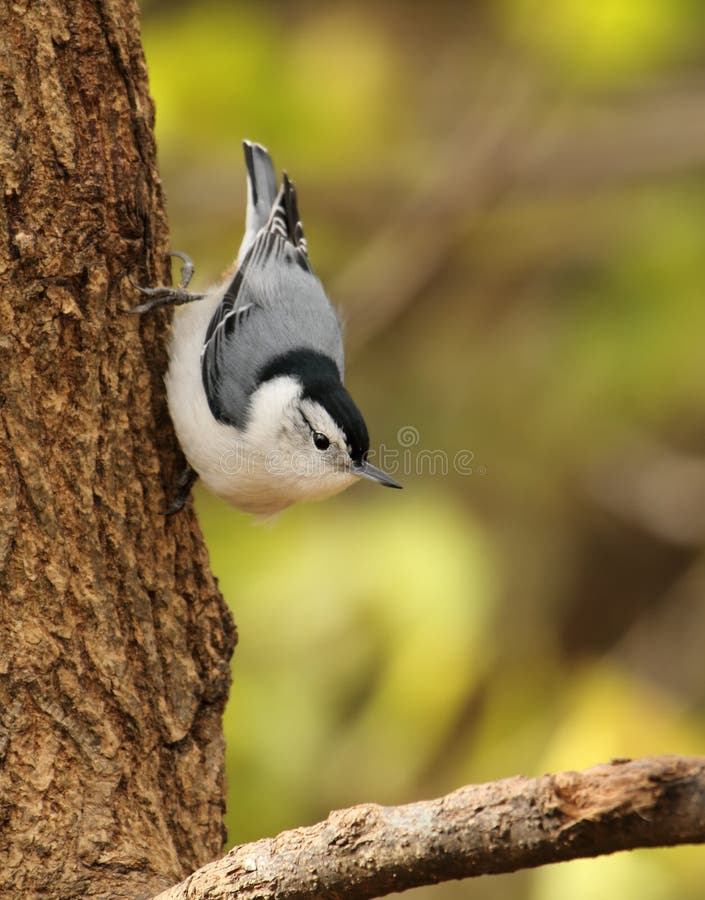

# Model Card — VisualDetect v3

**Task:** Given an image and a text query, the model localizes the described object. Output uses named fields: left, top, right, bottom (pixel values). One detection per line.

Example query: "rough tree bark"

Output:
left=0, top=2, right=235, bottom=898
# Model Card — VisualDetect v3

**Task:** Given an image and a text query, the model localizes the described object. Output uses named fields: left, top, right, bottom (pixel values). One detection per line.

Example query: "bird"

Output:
left=130, top=140, right=402, bottom=516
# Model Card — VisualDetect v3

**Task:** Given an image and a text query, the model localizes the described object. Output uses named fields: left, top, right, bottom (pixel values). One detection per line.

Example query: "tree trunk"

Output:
left=0, top=2, right=236, bottom=898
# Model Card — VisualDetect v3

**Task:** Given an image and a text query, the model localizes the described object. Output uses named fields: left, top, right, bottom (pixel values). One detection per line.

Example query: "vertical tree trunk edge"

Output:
left=0, top=2, right=237, bottom=897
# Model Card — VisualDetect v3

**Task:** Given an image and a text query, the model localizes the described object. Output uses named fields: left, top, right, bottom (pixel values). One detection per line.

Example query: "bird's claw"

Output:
left=168, top=251, right=195, bottom=290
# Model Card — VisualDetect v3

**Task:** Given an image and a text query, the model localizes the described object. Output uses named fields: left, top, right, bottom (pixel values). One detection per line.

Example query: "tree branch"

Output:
left=153, top=755, right=705, bottom=900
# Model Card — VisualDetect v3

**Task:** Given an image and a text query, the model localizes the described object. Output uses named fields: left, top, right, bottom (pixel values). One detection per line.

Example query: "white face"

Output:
left=242, top=376, right=358, bottom=505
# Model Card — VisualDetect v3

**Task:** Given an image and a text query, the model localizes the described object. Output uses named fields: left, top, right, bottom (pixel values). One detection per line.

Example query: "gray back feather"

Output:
left=202, top=171, right=344, bottom=428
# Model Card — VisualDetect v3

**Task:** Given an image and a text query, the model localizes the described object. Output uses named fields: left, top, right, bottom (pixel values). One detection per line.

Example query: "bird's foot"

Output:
left=127, top=252, right=204, bottom=314
left=163, top=465, right=199, bottom=516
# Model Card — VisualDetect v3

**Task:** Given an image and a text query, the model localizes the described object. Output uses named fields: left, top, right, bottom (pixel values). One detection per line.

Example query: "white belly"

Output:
left=165, top=287, right=260, bottom=508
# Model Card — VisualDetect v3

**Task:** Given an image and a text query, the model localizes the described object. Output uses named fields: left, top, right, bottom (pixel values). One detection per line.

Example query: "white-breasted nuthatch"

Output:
left=131, top=140, right=402, bottom=515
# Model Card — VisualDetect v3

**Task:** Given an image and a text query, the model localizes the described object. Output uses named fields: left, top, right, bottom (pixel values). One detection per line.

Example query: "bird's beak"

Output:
left=352, top=460, right=403, bottom=489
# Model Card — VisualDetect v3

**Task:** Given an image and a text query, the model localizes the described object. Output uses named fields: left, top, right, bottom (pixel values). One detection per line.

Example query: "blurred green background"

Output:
left=141, top=2, right=705, bottom=897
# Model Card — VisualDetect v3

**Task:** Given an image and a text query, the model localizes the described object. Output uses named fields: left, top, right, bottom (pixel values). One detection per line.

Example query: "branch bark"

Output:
left=154, top=755, right=705, bottom=900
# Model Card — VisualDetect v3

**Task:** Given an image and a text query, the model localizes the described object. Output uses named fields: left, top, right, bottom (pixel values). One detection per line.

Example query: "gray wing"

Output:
left=237, top=140, right=278, bottom=264
left=202, top=176, right=344, bottom=428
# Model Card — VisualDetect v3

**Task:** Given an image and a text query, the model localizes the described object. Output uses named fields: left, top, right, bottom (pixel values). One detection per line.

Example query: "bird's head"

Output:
left=242, top=349, right=401, bottom=509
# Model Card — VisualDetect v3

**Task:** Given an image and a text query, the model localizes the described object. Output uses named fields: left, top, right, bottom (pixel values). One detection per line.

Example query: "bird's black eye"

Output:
left=312, top=431, right=330, bottom=451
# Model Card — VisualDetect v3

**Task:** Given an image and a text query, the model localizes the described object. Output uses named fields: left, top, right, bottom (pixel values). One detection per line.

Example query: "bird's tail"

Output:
left=267, top=173, right=309, bottom=263
left=238, top=140, right=278, bottom=263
